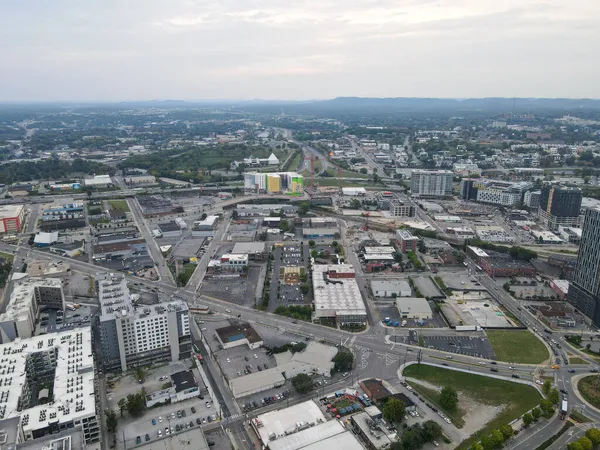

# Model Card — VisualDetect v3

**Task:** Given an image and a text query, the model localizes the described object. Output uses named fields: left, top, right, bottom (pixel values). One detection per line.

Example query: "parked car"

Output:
left=145, top=434, right=150, bottom=442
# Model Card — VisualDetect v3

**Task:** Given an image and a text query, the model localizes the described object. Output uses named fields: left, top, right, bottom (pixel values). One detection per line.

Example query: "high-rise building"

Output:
left=567, top=207, right=600, bottom=326
left=98, top=275, right=191, bottom=372
left=389, top=200, right=415, bottom=217
left=524, top=190, right=541, bottom=209
left=567, top=208, right=600, bottom=326
left=459, top=179, right=532, bottom=207
left=411, top=170, right=453, bottom=198
left=539, top=184, right=582, bottom=230
left=243, top=172, right=303, bottom=195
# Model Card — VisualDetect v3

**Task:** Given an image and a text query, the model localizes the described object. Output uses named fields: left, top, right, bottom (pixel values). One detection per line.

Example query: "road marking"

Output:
left=350, top=336, right=357, bottom=347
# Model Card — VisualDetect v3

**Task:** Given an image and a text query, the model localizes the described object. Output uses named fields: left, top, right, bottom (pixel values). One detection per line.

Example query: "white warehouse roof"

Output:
left=312, top=265, right=366, bottom=318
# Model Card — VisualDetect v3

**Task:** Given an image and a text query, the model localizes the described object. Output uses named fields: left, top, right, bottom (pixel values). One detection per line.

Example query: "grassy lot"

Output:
left=569, top=357, right=588, bottom=365
left=404, top=364, right=542, bottom=450
left=486, top=330, right=549, bottom=364
left=0, top=252, right=14, bottom=262
left=108, top=199, right=130, bottom=211
left=287, top=151, right=303, bottom=172
left=176, top=263, right=196, bottom=287
left=578, top=376, right=600, bottom=409
left=323, top=167, right=370, bottom=178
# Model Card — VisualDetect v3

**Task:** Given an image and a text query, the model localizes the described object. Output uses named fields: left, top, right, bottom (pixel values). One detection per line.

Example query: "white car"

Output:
left=226, top=358, right=230, bottom=363
left=158, top=416, right=163, bottom=423
left=254, top=354, right=258, bottom=359
left=478, top=361, right=486, bottom=365
left=158, top=430, right=163, bottom=437
left=535, top=380, right=543, bottom=385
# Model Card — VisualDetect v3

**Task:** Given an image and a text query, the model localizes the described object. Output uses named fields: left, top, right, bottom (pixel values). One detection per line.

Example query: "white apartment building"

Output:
left=0, top=328, right=100, bottom=446
left=0, top=274, right=64, bottom=342
left=410, top=170, right=453, bottom=198
left=97, top=275, right=191, bottom=372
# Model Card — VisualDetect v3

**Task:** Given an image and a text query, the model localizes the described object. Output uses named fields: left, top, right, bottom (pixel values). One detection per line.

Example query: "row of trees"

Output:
left=468, top=425, right=515, bottom=450
left=568, top=428, right=600, bottom=450
left=466, top=239, right=538, bottom=262
left=0, top=159, right=115, bottom=184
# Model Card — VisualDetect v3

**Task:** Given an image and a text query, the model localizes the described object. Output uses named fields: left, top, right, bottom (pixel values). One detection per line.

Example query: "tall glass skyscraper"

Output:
left=567, top=207, right=600, bottom=326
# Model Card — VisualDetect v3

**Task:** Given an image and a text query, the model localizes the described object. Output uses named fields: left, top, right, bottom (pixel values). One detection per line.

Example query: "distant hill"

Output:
left=315, top=97, right=600, bottom=111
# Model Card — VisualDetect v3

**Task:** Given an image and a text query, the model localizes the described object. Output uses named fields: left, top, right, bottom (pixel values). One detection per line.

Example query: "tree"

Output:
left=577, top=437, right=593, bottom=450
left=125, top=391, right=146, bottom=417
left=350, top=199, right=362, bottom=209
left=531, top=407, right=541, bottom=420
left=291, top=373, right=314, bottom=394
left=470, top=444, right=484, bottom=450
left=117, top=398, right=127, bottom=418
left=332, top=351, right=354, bottom=372
left=548, top=388, right=560, bottom=405
left=298, top=201, right=309, bottom=215
left=200, top=213, right=207, bottom=220
left=308, top=240, right=315, bottom=247
left=360, top=168, right=368, bottom=174
left=540, top=399, right=554, bottom=417
left=382, top=397, right=405, bottom=424
left=300, top=283, right=310, bottom=295
left=567, top=443, right=583, bottom=450
left=280, top=220, right=290, bottom=232
left=491, top=429, right=504, bottom=447
left=440, top=386, right=458, bottom=412
left=499, top=424, right=513, bottom=440
left=421, top=420, right=442, bottom=442
left=542, top=379, right=552, bottom=396
left=585, top=428, right=600, bottom=446
left=481, top=434, right=498, bottom=450
left=522, top=412, right=533, bottom=426
left=400, top=428, right=424, bottom=450
left=105, top=409, right=118, bottom=434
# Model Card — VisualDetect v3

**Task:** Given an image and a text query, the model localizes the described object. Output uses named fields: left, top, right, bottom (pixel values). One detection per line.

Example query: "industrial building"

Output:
left=92, top=239, right=146, bottom=260
left=231, top=242, right=268, bottom=260
left=410, top=170, right=453, bottom=198
left=0, top=204, right=25, bottom=233
left=244, top=172, right=303, bottom=195
left=157, top=221, right=183, bottom=238
left=371, top=279, right=411, bottom=298
left=396, top=297, right=433, bottom=320
left=0, top=328, right=100, bottom=446
left=341, top=187, right=367, bottom=197
left=539, top=184, right=582, bottom=231
left=97, top=274, right=191, bottom=372
left=229, top=342, right=336, bottom=398
left=312, top=264, right=367, bottom=326
left=460, top=179, right=532, bottom=207
left=33, top=231, right=59, bottom=247
left=389, top=199, right=415, bottom=217
left=194, top=215, right=219, bottom=231
left=567, top=207, right=600, bottom=326
left=145, top=370, right=200, bottom=408
left=0, top=274, right=64, bottom=341
left=83, top=174, right=113, bottom=187
left=302, top=228, right=340, bottom=241
left=124, top=175, right=157, bottom=185
left=215, top=322, right=263, bottom=350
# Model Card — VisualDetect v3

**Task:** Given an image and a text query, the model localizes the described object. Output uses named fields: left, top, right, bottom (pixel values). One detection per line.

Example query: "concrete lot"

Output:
left=441, top=291, right=518, bottom=328
left=438, top=273, right=486, bottom=291
left=201, top=266, right=261, bottom=306
left=413, top=276, right=443, bottom=298
left=422, top=335, right=496, bottom=359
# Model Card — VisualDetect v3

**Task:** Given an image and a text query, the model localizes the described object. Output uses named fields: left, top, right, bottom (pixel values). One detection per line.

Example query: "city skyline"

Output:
left=1, top=0, right=599, bottom=101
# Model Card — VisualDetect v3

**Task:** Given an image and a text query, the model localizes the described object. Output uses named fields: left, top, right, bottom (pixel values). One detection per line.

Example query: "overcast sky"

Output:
left=1, top=0, right=599, bottom=101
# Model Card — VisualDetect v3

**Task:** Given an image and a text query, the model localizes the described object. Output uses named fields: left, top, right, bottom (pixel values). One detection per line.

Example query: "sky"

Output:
left=1, top=0, right=599, bottom=101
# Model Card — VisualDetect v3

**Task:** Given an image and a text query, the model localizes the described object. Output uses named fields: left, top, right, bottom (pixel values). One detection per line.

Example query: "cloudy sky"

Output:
left=1, top=0, right=598, bottom=101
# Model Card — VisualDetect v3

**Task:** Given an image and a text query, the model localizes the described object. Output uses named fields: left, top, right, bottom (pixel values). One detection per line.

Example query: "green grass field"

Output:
left=486, top=330, right=549, bottom=364
left=403, top=364, right=542, bottom=449
left=108, top=199, right=130, bottom=212
left=323, top=167, right=370, bottom=179
left=578, top=376, right=600, bottom=409
left=287, top=152, right=303, bottom=172
left=569, top=357, right=588, bottom=365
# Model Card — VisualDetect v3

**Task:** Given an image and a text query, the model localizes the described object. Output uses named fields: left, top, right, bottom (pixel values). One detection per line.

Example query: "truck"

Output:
left=560, top=400, right=568, bottom=419
left=455, top=325, right=479, bottom=331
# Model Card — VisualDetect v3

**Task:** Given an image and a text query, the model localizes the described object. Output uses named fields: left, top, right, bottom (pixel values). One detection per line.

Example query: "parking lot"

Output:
left=278, top=284, right=304, bottom=304
left=107, top=361, right=217, bottom=450
left=216, top=345, right=276, bottom=381
left=422, top=335, right=496, bottom=359
left=37, top=304, right=96, bottom=334
left=281, top=244, right=302, bottom=266
left=201, top=266, right=261, bottom=306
